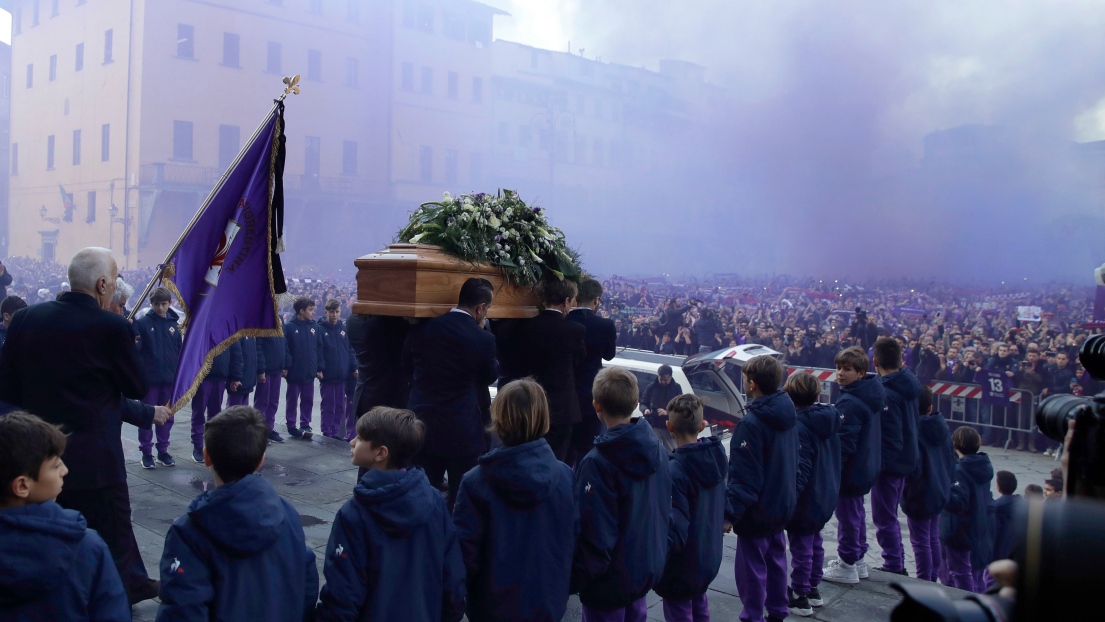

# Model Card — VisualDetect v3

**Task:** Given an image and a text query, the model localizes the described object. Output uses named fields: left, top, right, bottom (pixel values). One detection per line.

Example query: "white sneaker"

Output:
left=822, top=558, right=860, bottom=585
left=857, top=560, right=869, bottom=579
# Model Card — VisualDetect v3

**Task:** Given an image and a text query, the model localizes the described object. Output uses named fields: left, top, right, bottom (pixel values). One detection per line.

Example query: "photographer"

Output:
left=694, top=307, right=722, bottom=353
left=913, top=339, right=942, bottom=385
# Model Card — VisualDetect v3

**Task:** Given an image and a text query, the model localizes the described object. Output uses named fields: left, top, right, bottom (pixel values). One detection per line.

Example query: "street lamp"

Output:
left=39, top=206, right=61, bottom=224
left=108, top=203, right=131, bottom=254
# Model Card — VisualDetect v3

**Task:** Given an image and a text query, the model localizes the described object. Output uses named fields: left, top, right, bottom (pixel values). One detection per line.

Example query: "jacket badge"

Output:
left=169, top=327, right=176, bottom=334
left=170, top=558, right=183, bottom=574
left=334, top=543, right=347, bottom=559
left=739, top=440, right=748, bottom=450
left=310, top=328, right=316, bottom=335
left=584, top=482, right=593, bottom=494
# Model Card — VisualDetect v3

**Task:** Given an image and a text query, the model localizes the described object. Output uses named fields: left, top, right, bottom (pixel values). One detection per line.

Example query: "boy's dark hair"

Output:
left=204, top=406, right=268, bottom=483
left=996, top=470, right=1017, bottom=495
left=783, top=371, right=821, bottom=408
left=873, top=337, right=903, bottom=370
left=356, top=407, right=425, bottom=469
left=324, top=298, right=341, bottom=311
left=538, top=277, right=577, bottom=307
left=657, top=364, right=673, bottom=378
left=577, top=278, right=603, bottom=305
left=666, top=394, right=704, bottom=436
left=293, top=297, right=315, bottom=313
left=0, top=412, right=67, bottom=501
left=1, top=295, right=28, bottom=317
left=919, top=386, right=934, bottom=416
left=458, top=278, right=494, bottom=309
left=743, top=355, right=784, bottom=394
left=1044, top=478, right=1063, bottom=492
left=952, top=426, right=981, bottom=455
left=592, top=366, right=639, bottom=419
left=1050, top=467, right=1063, bottom=481
left=1024, top=484, right=1044, bottom=497
left=149, top=287, right=172, bottom=305
left=835, top=347, right=869, bottom=373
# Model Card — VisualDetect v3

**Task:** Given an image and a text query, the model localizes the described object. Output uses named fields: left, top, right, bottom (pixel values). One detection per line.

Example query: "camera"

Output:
left=854, top=307, right=868, bottom=324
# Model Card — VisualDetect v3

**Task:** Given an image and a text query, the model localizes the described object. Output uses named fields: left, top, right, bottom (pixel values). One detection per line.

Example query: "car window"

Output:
left=629, top=371, right=658, bottom=393
left=688, top=370, right=736, bottom=429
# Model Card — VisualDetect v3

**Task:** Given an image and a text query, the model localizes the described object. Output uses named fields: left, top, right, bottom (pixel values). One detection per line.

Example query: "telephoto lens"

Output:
left=1081, top=334, right=1105, bottom=380
left=1035, top=394, right=1091, bottom=443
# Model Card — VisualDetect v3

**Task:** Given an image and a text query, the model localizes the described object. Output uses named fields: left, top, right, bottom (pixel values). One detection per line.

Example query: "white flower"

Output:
left=442, top=192, right=453, bottom=204
left=488, top=216, right=500, bottom=228
left=410, top=233, right=426, bottom=243
left=504, top=244, right=510, bottom=251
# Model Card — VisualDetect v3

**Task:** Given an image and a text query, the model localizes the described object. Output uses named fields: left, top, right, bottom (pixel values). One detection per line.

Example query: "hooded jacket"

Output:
left=205, top=341, right=243, bottom=382
left=258, top=336, right=290, bottom=373
left=452, top=439, right=577, bottom=622
left=654, top=436, right=727, bottom=600
left=725, top=390, right=800, bottom=538
left=836, top=376, right=885, bottom=497
left=135, top=308, right=183, bottom=386
left=879, top=369, right=923, bottom=476
left=787, top=403, right=843, bottom=535
left=901, top=413, right=955, bottom=520
left=0, top=501, right=130, bottom=621
left=318, top=319, right=355, bottom=384
left=571, top=418, right=672, bottom=610
left=226, top=337, right=265, bottom=395
left=156, top=474, right=319, bottom=622
left=991, top=494, right=1022, bottom=561
left=316, top=468, right=466, bottom=622
left=939, top=452, right=995, bottom=569
left=284, top=317, right=325, bottom=383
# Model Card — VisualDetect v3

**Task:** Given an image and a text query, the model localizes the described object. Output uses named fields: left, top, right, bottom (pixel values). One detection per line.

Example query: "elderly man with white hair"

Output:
left=0, top=247, right=171, bottom=605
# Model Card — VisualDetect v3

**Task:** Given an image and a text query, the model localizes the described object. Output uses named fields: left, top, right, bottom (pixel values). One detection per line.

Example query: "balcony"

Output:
left=141, top=163, right=375, bottom=196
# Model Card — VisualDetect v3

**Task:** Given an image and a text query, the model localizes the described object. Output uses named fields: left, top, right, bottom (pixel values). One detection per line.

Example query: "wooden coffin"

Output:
left=353, top=244, right=539, bottom=318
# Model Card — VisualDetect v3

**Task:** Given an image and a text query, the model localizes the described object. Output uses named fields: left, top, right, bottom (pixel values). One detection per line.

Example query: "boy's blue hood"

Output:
left=188, top=474, right=286, bottom=556
left=797, top=403, right=841, bottom=440
left=595, top=418, right=662, bottom=480
left=993, top=494, right=1020, bottom=515
left=147, top=308, right=180, bottom=324
left=842, top=375, right=886, bottom=414
left=354, top=467, right=437, bottom=537
left=0, top=501, right=86, bottom=606
left=747, top=390, right=797, bottom=432
left=478, top=439, right=559, bottom=509
left=957, top=453, right=994, bottom=485
left=671, top=436, right=727, bottom=488
left=919, top=413, right=951, bottom=446
left=881, top=369, right=922, bottom=401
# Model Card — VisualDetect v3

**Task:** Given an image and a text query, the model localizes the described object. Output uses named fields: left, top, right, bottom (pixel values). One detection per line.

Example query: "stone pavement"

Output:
left=122, top=392, right=1051, bottom=620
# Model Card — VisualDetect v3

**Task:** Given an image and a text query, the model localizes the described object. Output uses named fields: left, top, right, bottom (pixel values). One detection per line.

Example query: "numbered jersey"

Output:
left=974, top=369, right=1012, bottom=407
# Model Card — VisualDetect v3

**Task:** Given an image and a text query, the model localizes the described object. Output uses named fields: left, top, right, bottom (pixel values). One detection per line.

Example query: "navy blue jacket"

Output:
left=836, top=376, right=885, bottom=497
left=880, top=369, right=922, bottom=476
left=0, top=501, right=130, bottom=621
left=991, top=494, right=1022, bottom=561
left=572, top=418, right=671, bottom=610
left=316, top=468, right=466, bottom=622
left=156, top=474, right=318, bottom=622
left=226, top=338, right=265, bottom=395
left=640, top=379, right=685, bottom=428
left=258, top=336, right=290, bottom=373
left=206, top=341, right=243, bottom=382
left=726, top=390, right=800, bottom=537
left=284, top=318, right=324, bottom=383
left=901, top=413, right=955, bottom=520
left=787, top=403, right=842, bottom=535
left=453, top=439, right=577, bottom=622
left=654, top=437, right=727, bottom=600
left=0, top=324, right=8, bottom=352
left=135, top=309, right=183, bottom=386
left=939, top=452, right=995, bottom=569
left=566, top=308, right=617, bottom=421
left=318, top=319, right=355, bottom=384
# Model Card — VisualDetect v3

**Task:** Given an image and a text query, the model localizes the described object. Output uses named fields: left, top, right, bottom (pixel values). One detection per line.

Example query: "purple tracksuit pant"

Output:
left=138, top=384, right=174, bottom=456
left=285, top=380, right=315, bottom=429
left=662, top=593, right=709, bottom=622
left=343, top=394, right=357, bottom=440
left=735, top=532, right=789, bottom=622
left=834, top=495, right=868, bottom=565
left=253, top=373, right=282, bottom=430
left=787, top=531, right=825, bottom=596
left=943, top=545, right=979, bottom=592
left=226, top=392, right=250, bottom=407
left=190, top=379, right=225, bottom=449
left=319, top=382, right=345, bottom=437
left=908, top=516, right=942, bottom=582
left=871, top=473, right=907, bottom=573
left=581, top=597, right=647, bottom=622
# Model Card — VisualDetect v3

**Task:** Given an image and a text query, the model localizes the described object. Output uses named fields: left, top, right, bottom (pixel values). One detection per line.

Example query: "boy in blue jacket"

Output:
left=188, top=341, right=243, bottom=464
left=654, top=394, right=727, bottom=622
left=135, top=287, right=182, bottom=469
left=284, top=297, right=324, bottom=440
left=991, top=470, right=1020, bottom=562
left=725, top=355, right=799, bottom=622
left=901, top=387, right=954, bottom=583
left=939, top=426, right=994, bottom=593
left=316, top=407, right=466, bottom=622
left=0, top=412, right=130, bottom=622
left=254, top=335, right=290, bottom=443
left=783, top=372, right=841, bottom=617
left=453, top=378, right=577, bottom=622
left=156, top=406, right=318, bottom=621
left=572, top=366, right=671, bottom=621
left=823, top=347, right=885, bottom=585
left=225, top=337, right=265, bottom=408
left=318, top=299, right=356, bottom=440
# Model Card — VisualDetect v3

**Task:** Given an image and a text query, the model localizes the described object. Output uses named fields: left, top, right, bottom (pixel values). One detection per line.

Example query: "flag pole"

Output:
left=127, top=76, right=301, bottom=320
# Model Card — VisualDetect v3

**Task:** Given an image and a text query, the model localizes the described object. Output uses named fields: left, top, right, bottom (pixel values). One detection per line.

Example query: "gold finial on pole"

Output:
left=280, top=75, right=301, bottom=101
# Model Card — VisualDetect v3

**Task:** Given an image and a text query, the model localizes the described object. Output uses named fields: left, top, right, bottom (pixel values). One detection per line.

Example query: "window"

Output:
left=468, top=19, right=490, bottom=47
left=517, top=125, right=532, bottom=147
left=307, top=49, right=322, bottom=81
left=444, top=149, right=458, bottom=184
left=32, top=1, right=39, bottom=26
left=177, top=24, right=195, bottom=59
left=46, top=135, right=55, bottom=170
left=469, top=152, right=482, bottom=185
left=417, top=5, right=433, bottom=33
left=342, top=141, right=357, bottom=175
left=345, top=57, right=359, bottom=87
left=419, top=146, right=432, bottom=183
left=401, top=1, right=416, bottom=28
left=304, top=136, right=321, bottom=178
left=222, top=33, right=240, bottom=67
left=218, top=125, right=240, bottom=170
left=266, top=42, right=281, bottom=73
left=75, top=43, right=84, bottom=71
left=51, top=0, right=58, bottom=17
left=104, top=29, right=114, bottom=63
left=72, top=129, right=81, bottom=165
left=592, top=138, right=605, bottom=166
left=11, top=144, right=18, bottom=176
left=443, top=12, right=464, bottom=40
left=400, top=63, right=414, bottom=91
left=309, top=0, right=322, bottom=14
left=472, top=77, right=483, bottom=103
left=497, top=122, right=509, bottom=146
left=25, top=64, right=32, bottom=89
left=420, top=66, right=432, bottom=95
left=447, top=71, right=458, bottom=99
left=86, top=191, right=96, bottom=223
left=101, top=124, right=110, bottom=161
left=49, top=55, right=57, bottom=81
left=173, top=121, right=193, bottom=161
left=347, top=0, right=360, bottom=22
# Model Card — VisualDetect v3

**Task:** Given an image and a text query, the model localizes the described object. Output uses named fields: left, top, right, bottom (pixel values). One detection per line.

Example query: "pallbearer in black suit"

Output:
left=404, top=278, right=499, bottom=509
left=496, top=278, right=586, bottom=462
left=566, top=278, right=617, bottom=467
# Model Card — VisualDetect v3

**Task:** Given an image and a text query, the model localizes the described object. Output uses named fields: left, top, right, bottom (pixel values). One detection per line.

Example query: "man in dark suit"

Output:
left=404, top=278, right=499, bottom=508
left=496, top=277, right=586, bottom=462
left=0, top=247, right=171, bottom=604
left=346, top=313, right=411, bottom=438
left=566, top=278, right=617, bottom=467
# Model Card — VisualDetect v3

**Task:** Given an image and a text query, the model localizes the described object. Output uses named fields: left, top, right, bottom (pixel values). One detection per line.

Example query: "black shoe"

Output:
left=156, top=452, right=176, bottom=467
left=767, top=616, right=787, bottom=622
left=300, top=425, right=313, bottom=440
left=807, top=587, right=824, bottom=607
left=191, top=448, right=204, bottom=463
left=141, top=454, right=156, bottom=469
left=268, top=430, right=285, bottom=443
left=880, top=566, right=909, bottom=577
left=287, top=426, right=303, bottom=439
left=128, top=579, right=160, bottom=604
left=789, top=586, right=813, bottom=617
